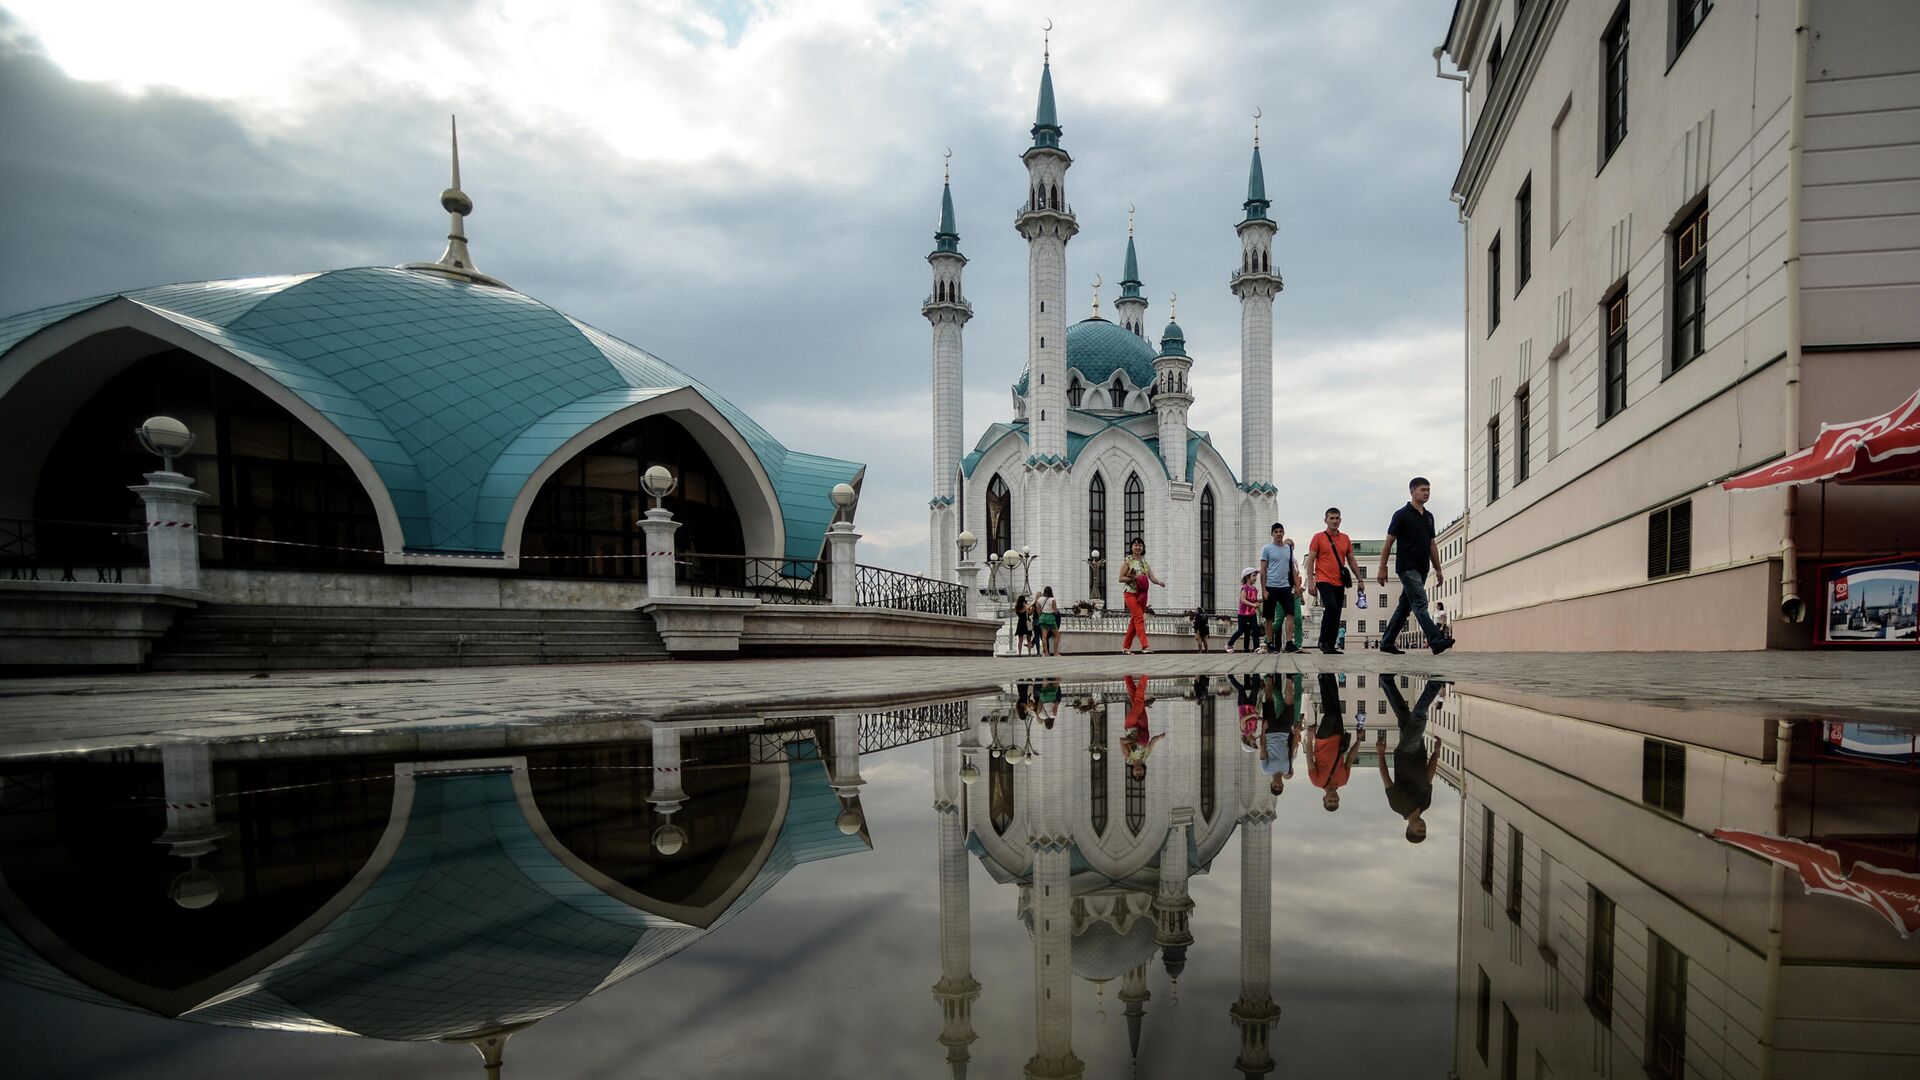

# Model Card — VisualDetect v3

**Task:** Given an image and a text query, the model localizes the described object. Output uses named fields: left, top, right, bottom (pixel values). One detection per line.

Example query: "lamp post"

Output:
left=1019, top=545, right=1033, bottom=596
left=1086, top=547, right=1106, bottom=610
left=826, top=482, right=860, bottom=605
left=956, top=530, right=982, bottom=618
left=638, top=465, right=680, bottom=599
left=129, top=415, right=208, bottom=591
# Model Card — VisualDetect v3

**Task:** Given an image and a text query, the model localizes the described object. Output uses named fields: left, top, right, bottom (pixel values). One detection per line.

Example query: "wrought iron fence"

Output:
left=739, top=700, right=972, bottom=764
left=0, top=518, right=143, bottom=584
left=855, top=564, right=966, bottom=616
left=679, top=553, right=829, bottom=605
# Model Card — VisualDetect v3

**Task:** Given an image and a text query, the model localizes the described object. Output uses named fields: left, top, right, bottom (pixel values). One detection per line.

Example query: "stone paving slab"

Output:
left=0, top=650, right=1912, bottom=757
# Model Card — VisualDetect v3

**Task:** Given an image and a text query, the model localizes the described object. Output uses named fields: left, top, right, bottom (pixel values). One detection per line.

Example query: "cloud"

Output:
left=0, top=0, right=1466, bottom=572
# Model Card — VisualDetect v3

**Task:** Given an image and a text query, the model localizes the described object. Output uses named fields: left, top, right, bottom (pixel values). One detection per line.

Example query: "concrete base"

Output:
left=741, top=606, right=999, bottom=656
left=638, top=596, right=760, bottom=656
left=0, top=581, right=200, bottom=670
left=204, top=567, right=654, bottom=610
left=1455, top=559, right=1808, bottom=652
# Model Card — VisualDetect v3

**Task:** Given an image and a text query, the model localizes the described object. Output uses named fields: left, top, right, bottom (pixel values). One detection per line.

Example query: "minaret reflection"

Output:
left=1230, top=733, right=1280, bottom=1077
left=933, top=711, right=981, bottom=1079
left=1025, top=685, right=1083, bottom=1080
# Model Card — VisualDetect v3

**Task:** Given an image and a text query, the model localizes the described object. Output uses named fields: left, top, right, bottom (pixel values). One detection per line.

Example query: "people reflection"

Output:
left=1122, top=674, right=1166, bottom=780
left=1307, top=673, right=1359, bottom=811
left=1376, top=679, right=1446, bottom=843
left=1257, top=674, right=1304, bottom=797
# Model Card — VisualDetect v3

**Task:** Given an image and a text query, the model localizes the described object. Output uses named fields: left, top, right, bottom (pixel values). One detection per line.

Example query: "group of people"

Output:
left=1005, top=476, right=1458, bottom=657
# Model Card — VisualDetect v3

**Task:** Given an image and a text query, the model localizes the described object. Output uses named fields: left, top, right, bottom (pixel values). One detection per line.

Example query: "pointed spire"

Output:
left=1243, top=111, right=1271, bottom=222
left=439, top=115, right=477, bottom=270
left=1031, top=28, right=1062, bottom=150
left=935, top=150, right=960, bottom=253
left=1121, top=233, right=1142, bottom=298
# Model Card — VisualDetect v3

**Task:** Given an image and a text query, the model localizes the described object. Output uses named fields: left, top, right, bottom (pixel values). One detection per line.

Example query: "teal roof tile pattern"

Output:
left=1014, top=317, right=1158, bottom=398
left=0, top=268, right=861, bottom=560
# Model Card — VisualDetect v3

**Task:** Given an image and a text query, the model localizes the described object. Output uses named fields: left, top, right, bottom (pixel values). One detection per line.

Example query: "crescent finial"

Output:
left=1169, top=291, right=1178, bottom=319
left=1093, top=273, right=1103, bottom=288
left=1253, top=106, right=1262, bottom=147
left=944, top=146, right=952, bottom=160
left=1042, top=17, right=1052, bottom=32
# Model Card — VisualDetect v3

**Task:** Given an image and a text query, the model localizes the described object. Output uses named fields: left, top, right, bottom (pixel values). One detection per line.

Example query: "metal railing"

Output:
left=0, top=517, right=143, bottom=584
left=855, top=564, right=966, bottom=616
left=679, top=553, right=829, bottom=605
left=741, top=700, right=972, bottom=764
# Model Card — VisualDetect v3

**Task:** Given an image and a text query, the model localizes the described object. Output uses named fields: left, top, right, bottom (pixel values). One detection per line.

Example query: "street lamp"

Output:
left=1019, top=545, right=1033, bottom=595
left=1086, top=547, right=1106, bottom=609
left=957, top=529, right=976, bottom=561
left=136, top=416, right=196, bottom=473
left=1001, top=550, right=1023, bottom=598
left=830, top=481, right=857, bottom=523
left=641, top=464, right=678, bottom=509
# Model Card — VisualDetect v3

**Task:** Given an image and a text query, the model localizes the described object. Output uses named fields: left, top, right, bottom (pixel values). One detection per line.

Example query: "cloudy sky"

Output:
left=0, top=0, right=1468, bottom=572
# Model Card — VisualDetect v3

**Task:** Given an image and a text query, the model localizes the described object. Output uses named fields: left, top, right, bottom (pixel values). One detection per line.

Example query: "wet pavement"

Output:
left=1, top=670, right=1916, bottom=1078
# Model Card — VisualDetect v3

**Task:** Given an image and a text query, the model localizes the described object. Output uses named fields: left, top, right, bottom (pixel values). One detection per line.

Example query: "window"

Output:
left=1506, top=824, right=1525, bottom=922
left=1603, top=4, right=1630, bottom=162
left=1515, top=177, right=1532, bottom=292
left=1487, top=416, right=1501, bottom=503
left=1480, top=806, right=1497, bottom=892
left=1357, top=620, right=1367, bottom=633
left=1125, top=763, right=1146, bottom=835
left=1501, top=1005, right=1520, bottom=1080
left=1200, top=691, right=1217, bottom=822
left=1088, top=473, right=1108, bottom=602
left=1476, top=968, right=1492, bottom=1062
left=1514, top=385, right=1531, bottom=484
left=1587, top=890, right=1616, bottom=1024
left=1648, top=935, right=1688, bottom=1080
left=1647, top=500, right=1692, bottom=578
left=1090, top=704, right=1109, bottom=834
left=1487, top=31, right=1504, bottom=90
left=1602, top=286, right=1629, bottom=421
left=1123, top=473, right=1145, bottom=550
left=1199, top=486, right=1217, bottom=611
left=1671, top=202, right=1709, bottom=371
left=1109, top=377, right=1126, bottom=409
left=1676, top=0, right=1712, bottom=57
left=985, top=474, right=1013, bottom=559
left=1488, top=233, right=1502, bottom=334
left=1550, top=96, right=1572, bottom=241
left=1642, top=739, right=1687, bottom=815
left=1067, top=377, right=1085, bottom=407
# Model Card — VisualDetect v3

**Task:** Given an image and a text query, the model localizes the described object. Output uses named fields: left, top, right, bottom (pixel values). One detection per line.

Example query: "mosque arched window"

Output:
left=989, top=749, right=1015, bottom=836
left=1067, top=376, right=1084, bottom=408
left=1200, top=485, right=1217, bottom=611
left=1090, top=703, right=1109, bottom=836
left=1109, top=377, right=1126, bottom=410
left=1125, top=766, right=1145, bottom=836
left=1199, top=685, right=1217, bottom=824
left=985, top=473, right=1013, bottom=561
left=1123, top=473, right=1144, bottom=551
left=1088, top=472, right=1107, bottom=603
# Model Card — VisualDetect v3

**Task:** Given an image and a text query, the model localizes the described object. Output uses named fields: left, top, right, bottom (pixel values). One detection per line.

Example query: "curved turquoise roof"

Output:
left=1014, top=317, right=1158, bottom=399
left=0, top=268, right=860, bottom=560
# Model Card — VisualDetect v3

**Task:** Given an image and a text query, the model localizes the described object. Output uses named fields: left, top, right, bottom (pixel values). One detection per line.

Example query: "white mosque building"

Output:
left=925, top=50, right=1283, bottom=613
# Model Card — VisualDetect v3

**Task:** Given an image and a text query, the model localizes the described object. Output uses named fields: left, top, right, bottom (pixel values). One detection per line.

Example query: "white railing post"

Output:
left=956, top=560, right=983, bottom=618
left=826, top=520, right=860, bottom=606
left=639, top=507, right=681, bottom=599
left=128, top=469, right=207, bottom=591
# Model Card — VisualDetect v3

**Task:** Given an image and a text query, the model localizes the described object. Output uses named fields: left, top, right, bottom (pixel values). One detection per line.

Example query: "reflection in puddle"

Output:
left=1, top=678, right=1915, bottom=1077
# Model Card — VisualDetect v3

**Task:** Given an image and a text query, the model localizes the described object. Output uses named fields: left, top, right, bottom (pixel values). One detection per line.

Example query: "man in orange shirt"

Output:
left=1306, top=672, right=1359, bottom=811
left=1305, top=507, right=1367, bottom=654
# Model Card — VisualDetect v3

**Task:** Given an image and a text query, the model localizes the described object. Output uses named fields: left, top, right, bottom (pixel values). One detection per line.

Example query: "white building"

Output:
left=925, top=51, right=1282, bottom=614
left=1439, top=0, right=1920, bottom=649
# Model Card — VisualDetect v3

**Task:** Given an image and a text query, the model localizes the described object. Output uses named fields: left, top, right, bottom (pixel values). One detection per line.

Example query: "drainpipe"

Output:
left=1778, top=0, right=1812, bottom=624
left=1436, top=47, right=1471, bottom=611
left=1757, top=718, right=1795, bottom=1079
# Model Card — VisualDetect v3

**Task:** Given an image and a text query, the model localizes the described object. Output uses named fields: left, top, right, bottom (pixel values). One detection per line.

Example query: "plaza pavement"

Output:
left=0, top=648, right=1912, bottom=759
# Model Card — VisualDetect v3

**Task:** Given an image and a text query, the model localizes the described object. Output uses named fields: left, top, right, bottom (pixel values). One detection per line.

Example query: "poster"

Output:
left=1820, top=558, right=1920, bottom=646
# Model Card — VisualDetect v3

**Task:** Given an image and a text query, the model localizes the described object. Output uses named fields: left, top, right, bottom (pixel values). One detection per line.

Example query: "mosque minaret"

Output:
left=1230, top=750, right=1281, bottom=1078
left=929, top=45, right=1283, bottom=612
left=933, top=726, right=982, bottom=1079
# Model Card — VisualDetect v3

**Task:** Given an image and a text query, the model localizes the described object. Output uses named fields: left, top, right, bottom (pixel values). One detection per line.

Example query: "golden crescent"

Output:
left=1042, top=17, right=1052, bottom=31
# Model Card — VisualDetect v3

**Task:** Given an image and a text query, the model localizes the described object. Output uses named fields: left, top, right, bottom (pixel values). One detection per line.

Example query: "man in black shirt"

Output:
left=1375, top=476, right=1453, bottom=655
left=1376, top=678, right=1446, bottom=842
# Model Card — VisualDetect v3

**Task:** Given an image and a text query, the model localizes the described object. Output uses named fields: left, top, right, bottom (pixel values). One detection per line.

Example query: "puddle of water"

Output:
left=0, top=673, right=1915, bottom=1078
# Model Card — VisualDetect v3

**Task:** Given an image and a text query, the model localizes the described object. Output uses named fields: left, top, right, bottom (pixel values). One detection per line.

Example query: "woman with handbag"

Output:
left=1118, top=536, right=1166, bottom=654
left=1035, top=586, right=1063, bottom=656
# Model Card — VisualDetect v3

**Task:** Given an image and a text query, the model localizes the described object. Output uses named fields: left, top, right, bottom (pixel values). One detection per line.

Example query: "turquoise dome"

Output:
left=1013, top=317, right=1158, bottom=400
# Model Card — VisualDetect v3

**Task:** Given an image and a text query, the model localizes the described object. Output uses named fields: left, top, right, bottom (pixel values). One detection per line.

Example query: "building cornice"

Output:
left=1451, top=0, right=1567, bottom=213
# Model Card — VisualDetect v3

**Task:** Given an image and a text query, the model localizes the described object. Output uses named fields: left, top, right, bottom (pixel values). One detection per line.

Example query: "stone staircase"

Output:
left=147, top=604, right=668, bottom=671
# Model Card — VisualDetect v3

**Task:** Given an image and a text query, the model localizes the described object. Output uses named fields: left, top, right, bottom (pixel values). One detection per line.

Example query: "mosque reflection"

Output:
left=1445, top=687, right=1920, bottom=1080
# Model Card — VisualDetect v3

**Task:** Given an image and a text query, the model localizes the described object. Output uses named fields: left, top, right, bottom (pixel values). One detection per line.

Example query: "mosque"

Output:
left=926, top=50, right=1283, bottom=614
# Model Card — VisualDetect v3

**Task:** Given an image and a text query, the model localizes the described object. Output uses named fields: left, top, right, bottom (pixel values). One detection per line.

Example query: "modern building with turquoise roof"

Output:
left=922, top=52, right=1285, bottom=613
left=0, top=128, right=861, bottom=589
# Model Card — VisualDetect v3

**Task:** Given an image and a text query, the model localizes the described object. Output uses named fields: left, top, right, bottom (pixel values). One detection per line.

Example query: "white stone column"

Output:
left=639, top=507, right=681, bottom=599
left=826, top=521, right=860, bottom=606
left=154, top=741, right=222, bottom=858
left=957, top=560, right=984, bottom=618
left=129, top=471, right=207, bottom=591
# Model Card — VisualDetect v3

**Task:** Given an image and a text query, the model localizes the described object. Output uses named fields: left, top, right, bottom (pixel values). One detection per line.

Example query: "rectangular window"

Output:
left=1481, top=807, right=1497, bottom=892
left=1514, top=386, right=1531, bottom=485
left=1515, top=177, right=1533, bottom=292
left=1502, top=1005, right=1520, bottom=1080
left=1676, top=0, right=1713, bottom=57
left=1602, top=5, right=1630, bottom=163
left=1487, top=416, right=1501, bottom=503
left=1648, top=935, right=1688, bottom=1080
left=1506, top=824, right=1525, bottom=922
left=1487, top=31, right=1504, bottom=90
left=1602, top=286, right=1628, bottom=421
left=1647, top=500, right=1692, bottom=578
left=1550, top=97, right=1572, bottom=242
left=1357, top=619, right=1367, bottom=633
left=1642, top=739, right=1687, bottom=816
left=1477, top=967, right=1492, bottom=1062
left=1586, top=890, right=1615, bottom=1025
left=1488, top=234, right=1502, bottom=334
left=1671, top=202, right=1709, bottom=371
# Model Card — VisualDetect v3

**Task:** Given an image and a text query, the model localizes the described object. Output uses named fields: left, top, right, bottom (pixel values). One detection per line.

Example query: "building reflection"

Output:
left=1449, top=689, right=1920, bottom=1080
left=935, top=675, right=1283, bottom=1078
left=0, top=708, right=947, bottom=1074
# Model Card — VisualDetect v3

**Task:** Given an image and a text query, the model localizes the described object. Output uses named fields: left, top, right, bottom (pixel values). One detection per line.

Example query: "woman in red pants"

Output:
left=1118, top=536, right=1166, bottom=654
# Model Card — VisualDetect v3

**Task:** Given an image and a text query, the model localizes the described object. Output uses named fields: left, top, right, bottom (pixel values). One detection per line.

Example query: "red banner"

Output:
left=1713, top=829, right=1920, bottom=937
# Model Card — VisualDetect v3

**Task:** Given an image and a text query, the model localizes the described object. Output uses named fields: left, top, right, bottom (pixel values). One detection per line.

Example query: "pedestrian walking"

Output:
left=1375, top=477, right=1455, bottom=656
left=1258, top=522, right=1302, bottom=653
left=1225, top=567, right=1261, bottom=652
left=1306, top=672, right=1359, bottom=811
left=1036, top=586, right=1062, bottom=656
left=1259, top=673, right=1303, bottom=796
left=1435, top=601, right=1450, bottom=637
left=1121, top=674, right=1165, bottom=778
left=1118, top=537, right=1165, bottom=654
left=1306, top=509, right=1366, bottom=654
left=1190, top=609, right=1211, bottom=651
left=1376, top=678, right=1446, bottom=842
left=1013, top=594, right=1033, bottom=656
